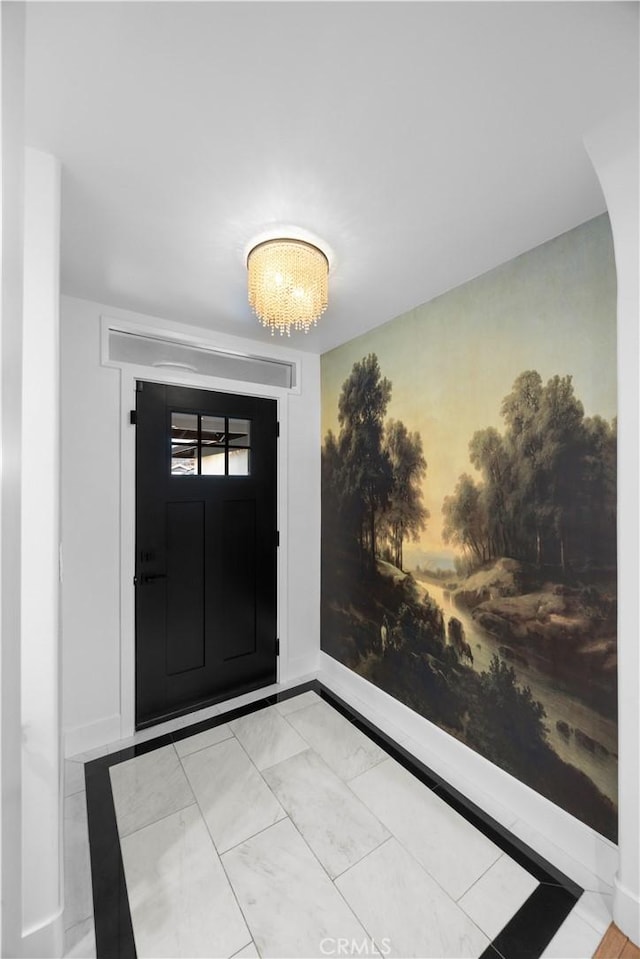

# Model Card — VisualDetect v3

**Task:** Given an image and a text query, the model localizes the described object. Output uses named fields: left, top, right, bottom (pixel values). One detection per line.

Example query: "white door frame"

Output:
left=101, top=314, right=299, bottom=739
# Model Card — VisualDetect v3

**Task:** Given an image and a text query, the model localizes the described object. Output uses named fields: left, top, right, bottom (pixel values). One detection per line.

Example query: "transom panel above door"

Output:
left=135, top=382, right=278, bottom=728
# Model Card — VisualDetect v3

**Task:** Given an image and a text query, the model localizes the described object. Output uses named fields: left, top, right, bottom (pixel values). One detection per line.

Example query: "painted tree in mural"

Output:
left=322, top=353, right=429, bottom=571
left=499, top=370, right=546, bottom=565
left=336, top=353, right=393, bottom=568
left=442, top=472, right=489, bottom=565
left=442, top=370, right=617, bottom=571
left=467, top=427, right=513, bottom=559
left=580, top=414, right=617, bottom=565
left=382, top=420, right=429, bottom=569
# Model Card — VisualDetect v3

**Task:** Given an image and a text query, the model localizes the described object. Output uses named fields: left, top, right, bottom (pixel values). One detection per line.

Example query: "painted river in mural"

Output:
left=414, top=575, right=617, bottom=804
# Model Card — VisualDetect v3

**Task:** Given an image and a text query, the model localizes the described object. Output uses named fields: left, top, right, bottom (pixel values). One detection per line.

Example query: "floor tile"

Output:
left=541, top=910, right=606, bottom=958
left=64, top=916, right=96, bottom=958
left=349, top=757, right=502, bottom=899
left=109, top=744, right=195, bottom=837
left=64, top=792, right=94, bottom=930
left=120, top=804, right=250, bottom=959
left=231, top=943, right=259, bottom=959
left=173, top=722, right=233, bottom=758
left=85, top=685, right=585, bottom=959
left=222, top=818, right=369, bottom=959
left=286, top=700, right=388, bottom=780
left=65, top=759, right=87, bottom=797
left=229, top=706, right=308, bottom=770
left=458, top=853, right=539, bottom=939
left=263, top=748, right=389, bottom=878
left=336, top=837, right=490, bottom=958
left=181, top=737, right=285, bottom=853
left=275, top=690, right=320, bottom=716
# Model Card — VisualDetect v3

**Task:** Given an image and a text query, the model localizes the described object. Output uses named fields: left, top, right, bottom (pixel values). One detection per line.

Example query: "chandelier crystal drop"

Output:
left=247, top=238, right=329, bottom=336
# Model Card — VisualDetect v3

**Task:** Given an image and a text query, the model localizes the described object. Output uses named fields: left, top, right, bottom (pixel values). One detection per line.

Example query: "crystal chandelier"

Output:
left=247, top=238, right=329, bottom=336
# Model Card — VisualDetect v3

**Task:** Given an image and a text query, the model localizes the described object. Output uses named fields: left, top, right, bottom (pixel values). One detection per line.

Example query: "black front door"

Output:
left=135, top=381, right=278, bottom=728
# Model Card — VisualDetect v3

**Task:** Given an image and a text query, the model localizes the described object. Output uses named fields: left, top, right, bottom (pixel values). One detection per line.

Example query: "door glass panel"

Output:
left=228, top=448, right=250, bottom=475
left=228, top=418, right=251, bottom=447
left=201, top=447, right=226, bottom=475
left=171, top=412, right=198, bottom=475
left=201, top=416, right=226, bottom=446
left=171, top=412, right=251, bottom=476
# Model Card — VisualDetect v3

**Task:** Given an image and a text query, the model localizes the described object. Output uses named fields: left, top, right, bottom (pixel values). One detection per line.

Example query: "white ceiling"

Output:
left=24, top=2, right=638, bottom=355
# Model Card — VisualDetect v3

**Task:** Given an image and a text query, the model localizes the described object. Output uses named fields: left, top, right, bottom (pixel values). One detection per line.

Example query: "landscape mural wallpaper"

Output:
left=320, top=214, right=618, bottom=841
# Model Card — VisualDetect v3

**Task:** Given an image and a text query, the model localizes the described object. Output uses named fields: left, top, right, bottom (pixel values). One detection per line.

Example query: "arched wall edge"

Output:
left=584, top=107, right=640, bottom=945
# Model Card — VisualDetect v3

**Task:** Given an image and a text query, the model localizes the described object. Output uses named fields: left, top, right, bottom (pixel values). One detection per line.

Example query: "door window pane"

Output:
left=171, top=412, right=198, bottom=475
left=228, top=418, right=251, bottom=447
left=201, top=447, right=226, bottom=475
left=228, top=448, right=250, bottom=475
left=201, top=416, right=226, bottom=446
left=170, top=412, right=252, bottom=476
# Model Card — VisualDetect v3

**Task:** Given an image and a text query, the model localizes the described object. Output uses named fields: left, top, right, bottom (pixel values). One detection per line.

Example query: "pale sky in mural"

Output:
left=321, top=215, right=617, bottom=569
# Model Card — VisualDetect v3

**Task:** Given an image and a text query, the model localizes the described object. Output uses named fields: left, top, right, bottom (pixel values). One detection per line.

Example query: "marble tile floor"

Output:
left=63, top=681, right=616, bottom=959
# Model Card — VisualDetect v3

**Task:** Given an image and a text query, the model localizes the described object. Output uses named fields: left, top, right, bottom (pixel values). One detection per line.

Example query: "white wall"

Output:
left=60, top=296, right=321, bottom=754
left=20, top=148, right=62, bottom=956
left=2, top=23, right=64, bottom=959
left=1, top=3, right=26, bottom=954
left=60, top=300, right=122, bottom=749
left=585, top=109, right=640, bottom=945
left=285, top=353, right=321, bottom=677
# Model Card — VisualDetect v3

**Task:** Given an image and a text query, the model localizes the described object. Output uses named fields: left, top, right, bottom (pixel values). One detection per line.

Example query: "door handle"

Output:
left=136, top=573, right=168, bottom=585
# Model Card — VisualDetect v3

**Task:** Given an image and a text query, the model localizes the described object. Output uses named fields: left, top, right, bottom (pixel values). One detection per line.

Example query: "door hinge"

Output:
left=276, top=421, right=280, bottom=438
left=130, top=410, right=137, bottom=425
left=276, top=638, right=280, bottom=657
left=276, top=530, right=280, bottom=547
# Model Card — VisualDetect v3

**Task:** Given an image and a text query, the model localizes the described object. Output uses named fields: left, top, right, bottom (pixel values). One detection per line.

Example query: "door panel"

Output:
left=221, top=500, right=257, bottom=661
left=135, top=382, right=277, bottom=727
left=166, top=500, right=205, bottom=675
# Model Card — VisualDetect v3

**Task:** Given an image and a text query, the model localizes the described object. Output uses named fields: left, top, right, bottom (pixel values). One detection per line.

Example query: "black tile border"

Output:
left=85, top=679, right=582, bottom=959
